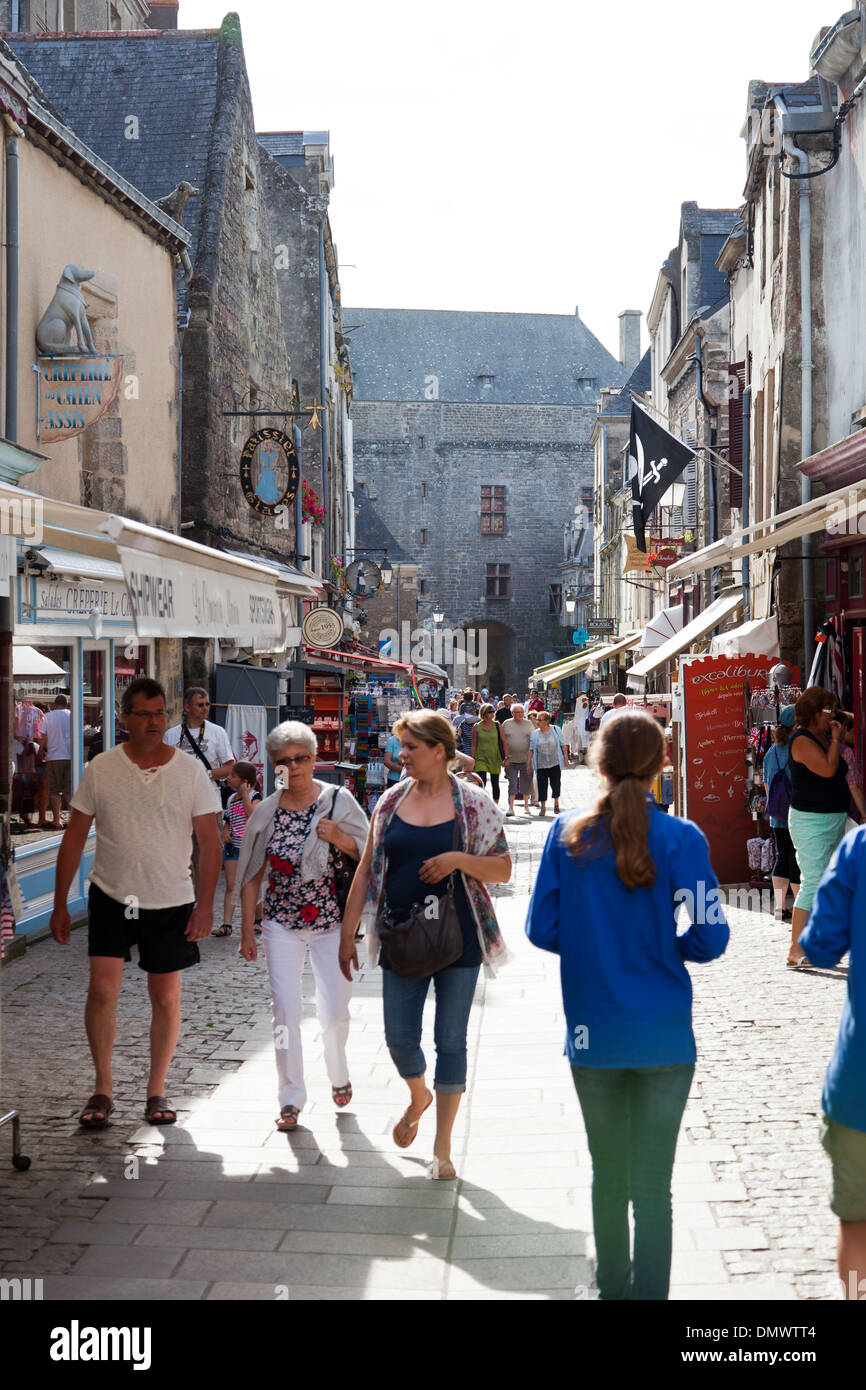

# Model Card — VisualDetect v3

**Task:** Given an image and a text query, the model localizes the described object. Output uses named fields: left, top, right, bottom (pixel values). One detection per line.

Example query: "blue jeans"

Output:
left=382, top=965, right=480, bottom=1093
left=571, top=1063, right=695, bottom=1300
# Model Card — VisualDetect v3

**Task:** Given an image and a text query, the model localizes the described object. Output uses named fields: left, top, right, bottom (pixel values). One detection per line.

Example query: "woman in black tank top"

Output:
left=787, top=687, right=850, bottom=968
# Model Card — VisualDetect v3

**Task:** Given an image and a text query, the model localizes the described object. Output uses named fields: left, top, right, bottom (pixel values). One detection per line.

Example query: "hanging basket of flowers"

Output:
left=301, top=479, right=326, bottom=526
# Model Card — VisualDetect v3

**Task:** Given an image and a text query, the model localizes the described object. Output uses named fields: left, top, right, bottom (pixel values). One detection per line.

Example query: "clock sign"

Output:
left=239, top=428, right=300, bottom=516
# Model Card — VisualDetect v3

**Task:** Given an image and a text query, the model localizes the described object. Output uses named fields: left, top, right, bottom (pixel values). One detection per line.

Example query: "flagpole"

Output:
left=629, top=394, right=743, bottom=479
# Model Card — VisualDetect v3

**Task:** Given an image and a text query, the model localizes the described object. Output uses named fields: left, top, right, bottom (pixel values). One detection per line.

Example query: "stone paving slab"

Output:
left=0, top=764, right=843, bottom=1298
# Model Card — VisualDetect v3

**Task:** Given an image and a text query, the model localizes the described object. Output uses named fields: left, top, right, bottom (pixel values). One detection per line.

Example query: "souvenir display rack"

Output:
left=346, top=682, right=415, bottom=811
left=745, top=684, right=801, bottom=890
left=304, top=671, right=344, bottom=764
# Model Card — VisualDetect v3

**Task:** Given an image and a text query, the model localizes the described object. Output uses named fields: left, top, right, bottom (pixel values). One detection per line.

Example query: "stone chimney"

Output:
left=147, top=0, right=179, bottom=28
left=618, top=310, right=642, bottom=375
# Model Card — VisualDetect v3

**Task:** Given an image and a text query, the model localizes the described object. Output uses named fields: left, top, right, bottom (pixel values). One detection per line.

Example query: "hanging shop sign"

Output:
left=301, top=606, right=344, bottom=650
left=624, top=533, right=653, bottom=574
left=588, top=618, right=615, bottom=635
left=239, top=428, right=300, bottom=516
left=116, top=547, right=281, bottom=642
left=36, top=355, right=125, bottom=441
left=344, top=559, right=382, bottom=597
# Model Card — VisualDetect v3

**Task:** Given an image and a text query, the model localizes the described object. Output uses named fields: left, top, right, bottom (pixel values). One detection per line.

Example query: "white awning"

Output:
left=531, top=634, right=641, bottom=685
left=708, top=614, right=779, bottom=659
left=666, top=479, right=866, bottom=581
left=638, top=603, right=684, bottom=655
left=25, top=546, right=126, bottom=583
left=627, top=593, right=742, bottom=682
left=12, top=644, right=66, bottom=676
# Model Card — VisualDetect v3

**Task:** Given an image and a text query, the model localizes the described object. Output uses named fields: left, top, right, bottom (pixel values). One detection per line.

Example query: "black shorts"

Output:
left=87, top=882, right=199, bottom=974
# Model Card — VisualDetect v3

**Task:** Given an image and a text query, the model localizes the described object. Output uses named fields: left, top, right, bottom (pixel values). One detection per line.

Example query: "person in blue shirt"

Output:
left=761, top=706, right=801, bottom=927
left=526, top=711, right=729, bottom=1300
left=800, top=828, right=866, bottom=1299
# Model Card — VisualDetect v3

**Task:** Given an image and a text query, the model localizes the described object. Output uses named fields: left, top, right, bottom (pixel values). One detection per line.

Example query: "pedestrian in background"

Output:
left=213, top=760, right=263, bottom=938
left=529, top=709, right=569, bottom=816
left=761, top=706, right=800, bottom=922
left=339, top=711, right=512, bottom=1179
left=800, top=827, right=866, bottom=1299
left=569, top=695, right=590, bottom=764
left=526, top=711, right=729, bottom=1300
left=787, top=687, right=850, bottom=969
left=40, top=694, right=72, bottom=831
left=502, top=702, right=533, bottom=816
left=384, top=727, right=404, bottom=784
left=494, top=694, right=513, bottom=725
left=471, top=702, right=506, bottom=803
left=236, top=722, right=368, bottom=1132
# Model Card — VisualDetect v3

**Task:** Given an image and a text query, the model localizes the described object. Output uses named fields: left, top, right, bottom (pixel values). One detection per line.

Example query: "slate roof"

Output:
left=343, top=308, right=627, bottom=405
left=7, top=31, right=223, bottom=270
left=354, top=487, right=409, bottom=562
left=699, top=211, right=739, bottom=308
left=599, top=348, right=652, bottom=417
left=258, top=132, right=305, bottom=159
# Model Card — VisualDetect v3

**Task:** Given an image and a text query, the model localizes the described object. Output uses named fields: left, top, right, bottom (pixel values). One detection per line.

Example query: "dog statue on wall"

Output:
left=154, top=181, right=200, bottom=225
left=35, top=265, right=97, bottom=356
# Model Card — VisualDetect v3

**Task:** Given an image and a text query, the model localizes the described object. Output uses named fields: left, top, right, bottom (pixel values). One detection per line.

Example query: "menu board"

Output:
left=681, top=654, right=776, bottom=884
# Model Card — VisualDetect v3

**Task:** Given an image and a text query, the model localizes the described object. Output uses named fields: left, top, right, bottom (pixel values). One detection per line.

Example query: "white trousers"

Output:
left=262, top=921, right=352, bottom=1110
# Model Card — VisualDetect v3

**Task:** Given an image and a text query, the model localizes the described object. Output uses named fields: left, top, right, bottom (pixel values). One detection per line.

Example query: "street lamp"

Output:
left=379, top=552, right=393, bottom=587
left=564, top=588, right=577, bottom=617
left=433, top=603, right=444, bottom=624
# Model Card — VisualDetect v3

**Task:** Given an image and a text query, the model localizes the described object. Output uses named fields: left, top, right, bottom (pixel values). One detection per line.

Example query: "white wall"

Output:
left=823, top=97, right=866, bottom=445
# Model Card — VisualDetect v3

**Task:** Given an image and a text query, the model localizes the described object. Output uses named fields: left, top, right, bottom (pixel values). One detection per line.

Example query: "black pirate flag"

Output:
left=629, top=401, right=695, bottom=551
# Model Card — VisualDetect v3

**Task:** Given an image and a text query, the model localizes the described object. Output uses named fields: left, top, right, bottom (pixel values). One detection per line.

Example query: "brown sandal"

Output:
left=276, top=1105, right=300, bottom=1131
left=332, top=1083, right=353, bottom=1108
left=79, top=1093, right=114, bottom=1130
left=144, top=1095, right=177, bottom=1125
left=393, top=1091, right=433, bottom=1149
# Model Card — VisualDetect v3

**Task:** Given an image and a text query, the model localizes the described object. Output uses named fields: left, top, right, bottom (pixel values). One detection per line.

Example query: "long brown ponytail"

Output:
left=563, top=711, right=664, bottom=889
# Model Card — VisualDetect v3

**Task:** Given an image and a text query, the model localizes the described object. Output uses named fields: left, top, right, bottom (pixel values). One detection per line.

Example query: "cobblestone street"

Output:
left=0, top=766, right=844, bottom=1300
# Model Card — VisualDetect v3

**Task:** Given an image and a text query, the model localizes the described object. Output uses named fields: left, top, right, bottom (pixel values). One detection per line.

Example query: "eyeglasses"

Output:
left=274, top=754, right=313, bottom=767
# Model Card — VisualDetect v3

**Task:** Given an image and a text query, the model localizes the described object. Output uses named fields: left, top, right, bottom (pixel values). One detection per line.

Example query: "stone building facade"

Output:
left=1, top=0, right=155, bottom=30
left=11, top=17, right=353, bottom=683
left=346, top=308, right=626, bottom=690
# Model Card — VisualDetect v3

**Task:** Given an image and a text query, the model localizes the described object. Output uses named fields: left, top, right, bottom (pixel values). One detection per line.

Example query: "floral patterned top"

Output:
left=264, top=806, right=341, bottom=933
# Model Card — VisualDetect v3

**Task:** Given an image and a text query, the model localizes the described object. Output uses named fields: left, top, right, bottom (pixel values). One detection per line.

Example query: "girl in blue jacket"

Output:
left=526, top=711, right=729, bottom=1300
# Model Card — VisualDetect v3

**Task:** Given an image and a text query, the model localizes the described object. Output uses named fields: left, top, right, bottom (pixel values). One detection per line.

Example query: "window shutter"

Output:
left=728, top=361, right=746, bottom=508
left=682, top=423, right=698, bottom=528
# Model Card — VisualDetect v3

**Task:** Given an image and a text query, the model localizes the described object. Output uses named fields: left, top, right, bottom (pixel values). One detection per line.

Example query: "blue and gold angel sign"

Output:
left=240, top=428, right=300, bottom=516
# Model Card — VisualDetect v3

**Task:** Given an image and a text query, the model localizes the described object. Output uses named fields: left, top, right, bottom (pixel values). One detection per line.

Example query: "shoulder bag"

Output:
left=328, top=787, right=358, bottom=912
left=182, top=722, right=232, bottom=809
left=376, top=817, right=463, bottom=978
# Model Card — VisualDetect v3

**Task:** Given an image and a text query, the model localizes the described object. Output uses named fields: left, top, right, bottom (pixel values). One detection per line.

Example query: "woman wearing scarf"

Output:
left=340, top=711, right=511, bottom=1179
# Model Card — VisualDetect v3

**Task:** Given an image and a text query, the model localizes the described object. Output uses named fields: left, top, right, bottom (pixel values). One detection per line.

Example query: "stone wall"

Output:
left=351, top=398, right=595, bottom=688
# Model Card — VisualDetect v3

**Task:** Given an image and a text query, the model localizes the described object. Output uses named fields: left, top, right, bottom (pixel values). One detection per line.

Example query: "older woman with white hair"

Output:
left=236, top=721, right=369, bottom=1131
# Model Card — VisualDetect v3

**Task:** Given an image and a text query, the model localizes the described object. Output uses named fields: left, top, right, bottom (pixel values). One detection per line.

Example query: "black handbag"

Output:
left=376, top=818, right=463, bottom=978
left=181, top=722, right=232, bottom=807
left=328, top=788, right=358, bottom=912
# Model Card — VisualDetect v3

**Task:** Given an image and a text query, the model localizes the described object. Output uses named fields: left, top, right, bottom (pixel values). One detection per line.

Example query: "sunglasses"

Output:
left=274, top=754, right=313, bottom=767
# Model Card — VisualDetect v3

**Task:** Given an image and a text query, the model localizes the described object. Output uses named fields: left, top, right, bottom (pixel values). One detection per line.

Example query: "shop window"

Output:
left=849, top=548, right=865, bottom=602
left=481, top=485, right=506, bottom=534
left=486, top=563, right=510, bottom=598
left=825, top=558, right=839, bottom=605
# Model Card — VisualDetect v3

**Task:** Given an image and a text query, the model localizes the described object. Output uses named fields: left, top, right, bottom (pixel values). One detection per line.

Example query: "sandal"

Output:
left=430, top=1157, right=457, bottom=1180
left=276, top=1105, right=300, bottom=1132
left=332, top=1083, right=353, bottom=1108
left=211, top=924, right=233, bottom=937
left=786, top=954, right=809, bottom=969
left=144, top=1095, right=177, bottom=1125
left=393, top=1091, right=433, bottom=1149
left=79, top=1093, right=114, bottom=1130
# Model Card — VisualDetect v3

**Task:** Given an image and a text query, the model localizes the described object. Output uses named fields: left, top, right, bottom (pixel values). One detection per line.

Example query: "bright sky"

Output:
left=179, top=0, right=834, bottom=358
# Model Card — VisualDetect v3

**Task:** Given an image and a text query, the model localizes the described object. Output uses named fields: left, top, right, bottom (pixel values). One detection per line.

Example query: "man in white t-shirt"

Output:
left=40, top=694, right=72, bottom=829
left=49, top=677, right=220, bottom=1130
left=164, top=687, right=236, bottom=810
left=598, top=693, right=629, bottom=731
